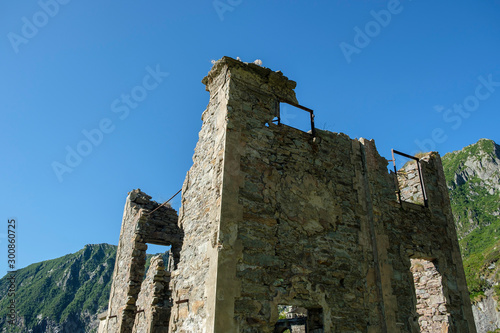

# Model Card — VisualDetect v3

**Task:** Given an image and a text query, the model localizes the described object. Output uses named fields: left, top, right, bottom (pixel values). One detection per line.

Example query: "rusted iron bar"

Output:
left=416, top=160, right=428, bottom=207
left=310, top=112, right=316, bottom=138
left=392, top=149, right=417, bottom=161
left=274, top=99, right=281, bottom=125
left=391, top=149, right=402, bottom=205
left=280, top=99, right=314, bottom=113
left=147, top=188, right=182, bottom=216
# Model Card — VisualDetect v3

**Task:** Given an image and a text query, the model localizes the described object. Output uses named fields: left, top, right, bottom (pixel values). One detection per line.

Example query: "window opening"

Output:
left=410, top=258, right=450, bottom=332
left=144, top=244, right=171, bottom=278
left=391, top=149, right=427, bottom=207
left=273, top=100, right=316, bottom=137
left=275, top=305, right=323, bottom=333
left=133, top=243, right=172, bottom=333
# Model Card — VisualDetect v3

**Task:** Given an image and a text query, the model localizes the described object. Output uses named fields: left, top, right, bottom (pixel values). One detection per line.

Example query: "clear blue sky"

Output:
left=1, top=0, right=499, bottom=277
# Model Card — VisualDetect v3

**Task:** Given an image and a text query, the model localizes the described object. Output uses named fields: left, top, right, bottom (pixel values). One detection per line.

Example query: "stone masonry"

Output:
left=410, top=258, right=449, bottom=332
left=132, top=255, right=171, bottom=333
left=99, top=57, right=476, bottom=332
left=397, top=159, right=425, bottom=206
left=98, top=190, right=182, bottom=333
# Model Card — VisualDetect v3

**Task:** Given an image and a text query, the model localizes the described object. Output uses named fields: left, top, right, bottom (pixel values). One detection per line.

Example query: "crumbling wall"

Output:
left=167, top=62, right=230, bottom=332
left=98, top=189, right=182, bottom=333
left=207, top=60, right=390, bottom=331
left=132, top=255, right=171, bottom=333
left=167, top=57, right=476, bottom=333
left=397, top=159, right=425, bottom=205
left=410, top=258, right=449, bottom=332
left=100, top=57, right=476, bottom=333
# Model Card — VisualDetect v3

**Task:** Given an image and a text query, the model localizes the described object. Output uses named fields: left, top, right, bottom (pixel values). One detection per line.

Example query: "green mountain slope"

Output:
left=0, top=244, right=169, bottom=333
left=0, top=244, right=116, bottom=333
left=442, top=139, right=500, bottom=300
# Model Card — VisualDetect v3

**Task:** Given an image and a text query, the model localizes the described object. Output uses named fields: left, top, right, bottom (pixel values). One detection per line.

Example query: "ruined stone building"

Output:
left=98, top=57, right=476, bottom=332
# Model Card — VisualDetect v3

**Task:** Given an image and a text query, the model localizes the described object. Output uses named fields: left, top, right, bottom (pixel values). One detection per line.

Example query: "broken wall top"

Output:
left=202, top=56, right=299, bottom=104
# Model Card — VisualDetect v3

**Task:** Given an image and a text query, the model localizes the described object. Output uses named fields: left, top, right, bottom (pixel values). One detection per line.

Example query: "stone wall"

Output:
left=98, top=189, right=182, bottom=333
left=396, top=159, right=426, bottom=206
left=99, top=57, right=477, bottom=332
left=410, top=258, right=449, bottom=332
left=167, top=57, right=476, bottom=332
left=132, top=255, right=171, bottom=333
left=167, top=58, right=231, bottom=332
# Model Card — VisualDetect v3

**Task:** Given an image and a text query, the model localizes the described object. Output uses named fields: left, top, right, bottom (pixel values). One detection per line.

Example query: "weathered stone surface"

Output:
left=410, top=258, right=450, bottom=332
left=172, top=57, right=474, bottom=332
left=132, top=255, right=171, bottom=333
left=397, top=159, right=426, bottom=205
left=98, top=189, right=181, bottom=333
left=99, top=57, right=476, bottom=333
left=472, top=288, right=500, bottom=333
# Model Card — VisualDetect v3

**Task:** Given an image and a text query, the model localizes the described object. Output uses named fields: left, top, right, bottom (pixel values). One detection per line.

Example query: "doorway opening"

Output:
left=410, top=258, right=449, bottom=332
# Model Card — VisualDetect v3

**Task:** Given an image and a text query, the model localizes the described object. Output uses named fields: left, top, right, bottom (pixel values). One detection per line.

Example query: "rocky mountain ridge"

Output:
left=0, top=243, right=116, bottom=333
left=443, top=139, right=500, bottom=243
left=447, top=139, right=500, bottom=191
left=0, top=243, right=170, bottom=333
left=442, top=138, right=500, bottom=333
